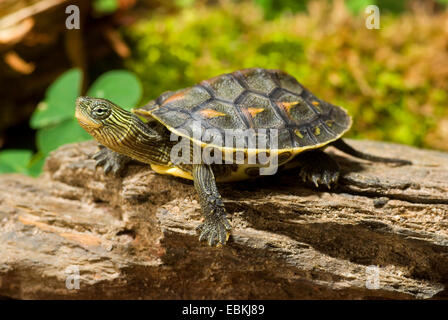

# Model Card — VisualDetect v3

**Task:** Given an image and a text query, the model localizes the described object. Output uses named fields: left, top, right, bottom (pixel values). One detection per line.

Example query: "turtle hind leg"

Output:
left=192, top=164, right=231, bottom=247
left=331, top=139, right=412, bottom=165
left=93, top=144, right=132, bottom=176
left=294, top=150, right=340, bottom=189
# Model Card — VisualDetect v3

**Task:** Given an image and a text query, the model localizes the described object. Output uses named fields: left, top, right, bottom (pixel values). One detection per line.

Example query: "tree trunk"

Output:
left=0, top=139, right=447, bottom=299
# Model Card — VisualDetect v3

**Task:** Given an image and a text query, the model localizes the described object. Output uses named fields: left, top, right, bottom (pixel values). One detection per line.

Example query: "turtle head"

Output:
left=75, top=96, right=133, bottom=147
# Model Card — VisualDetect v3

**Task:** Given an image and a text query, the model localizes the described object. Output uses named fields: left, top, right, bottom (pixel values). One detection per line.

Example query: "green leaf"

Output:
left=0, top=150, right=33, bottom=174
left=30, top=69, right=82, bottom=129
left=36, top=119, right=92, bottom=155
left=27, top=153, right=46, bottom=177
left=87, top=70, right=142, bottom=110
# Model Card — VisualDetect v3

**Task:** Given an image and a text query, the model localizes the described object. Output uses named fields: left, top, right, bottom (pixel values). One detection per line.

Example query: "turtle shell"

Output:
left=134, top=68, right=351, bottom=152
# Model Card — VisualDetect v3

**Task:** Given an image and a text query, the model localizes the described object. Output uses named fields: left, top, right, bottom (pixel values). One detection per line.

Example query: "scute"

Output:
left=203, top=74, right=245, bottom=102
left=240, top=93, right=283, bottom=128
left=137, top=68, right=352, bottom=152
left=197, top=100, right=247, bottom=130
left=162, top=86, right=211, bottom=111
left=240, top=68, right=277, bottom=93
left=275, top=70, right=304, bottom=95
left=284, top=98, right=316, bottom=125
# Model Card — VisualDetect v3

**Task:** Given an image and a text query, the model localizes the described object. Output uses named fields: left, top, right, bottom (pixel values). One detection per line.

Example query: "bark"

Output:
left=0, top=139, right=447, bottom=299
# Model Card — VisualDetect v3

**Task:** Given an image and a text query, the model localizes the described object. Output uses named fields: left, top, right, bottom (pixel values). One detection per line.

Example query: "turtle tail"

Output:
left=331, top=139, right=412, bottom=165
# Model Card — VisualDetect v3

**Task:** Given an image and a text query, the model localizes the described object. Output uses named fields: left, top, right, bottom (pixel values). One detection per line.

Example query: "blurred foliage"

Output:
left=93, top=0, right=119, bottom=15
left=1, top=0, right=447, bottom=177
left=0, top=150, right=33, bottom=175
left=254, top=0, right=448, bottom=17
left=254, top=0, right=307, bottom=18
left=0, top=69, right=142, bottom=176
left=124, top=0, right=448, bottom=151
left=175, top=0, right=197, bottom=8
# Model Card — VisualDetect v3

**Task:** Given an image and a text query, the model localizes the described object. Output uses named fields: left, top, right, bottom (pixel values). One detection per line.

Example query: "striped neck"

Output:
left=102, top=113, right=171, bottom=166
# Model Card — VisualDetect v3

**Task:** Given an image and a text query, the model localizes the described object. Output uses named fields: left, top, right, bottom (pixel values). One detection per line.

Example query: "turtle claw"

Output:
left=297, top=151, right=340, bottom=189
left=300, top=168, right=339, bottom=189
left=322, top=172, right=330, bottom=188
left=93, top=146, right=130, bottom=176
left=103, top=162, right=113, bottom=175
left=197, top=214, right=231, bottom=247
left=311, top=174, right=319, bottom=188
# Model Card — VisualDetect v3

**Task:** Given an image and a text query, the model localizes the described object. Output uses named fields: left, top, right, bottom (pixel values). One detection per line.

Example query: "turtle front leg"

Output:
left=93, top=145, right=132, bottom=176
left=192, top=164, right=231, bottom=247
left=294, top=150, right=340, bottom=189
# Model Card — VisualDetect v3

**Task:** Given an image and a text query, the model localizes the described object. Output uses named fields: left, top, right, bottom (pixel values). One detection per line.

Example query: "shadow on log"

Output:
left=0, top=139, right=447, bottom=299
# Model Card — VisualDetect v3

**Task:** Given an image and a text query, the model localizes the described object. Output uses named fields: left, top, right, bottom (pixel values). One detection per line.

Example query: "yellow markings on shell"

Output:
left=247, top=107, right=265, bottom=118
left=199, top=109, right=227, bottom=118
left=312, top=101, right=321, bottom=111
left=143, top=104, right=352, bottom=155
left=294, top=129, right=304, bottom=139
left=162, top=90, right=187, bottom=105
left=314, top=126, right=321, bottom=136
left=150, top=164, right=193, bottom=180
left=277, top=101, right=299, bottom=113
left=325, top=120, right=334, bottom=127
left=278, top=152, right=292, bottom=164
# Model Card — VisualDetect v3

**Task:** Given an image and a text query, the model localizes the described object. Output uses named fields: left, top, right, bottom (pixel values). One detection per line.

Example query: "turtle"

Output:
left=75, top=68, right=411, bottom=247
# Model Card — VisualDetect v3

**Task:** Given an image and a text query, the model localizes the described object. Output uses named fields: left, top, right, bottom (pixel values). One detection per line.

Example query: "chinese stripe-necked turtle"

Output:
left=75, top=68, right=410, bottom=247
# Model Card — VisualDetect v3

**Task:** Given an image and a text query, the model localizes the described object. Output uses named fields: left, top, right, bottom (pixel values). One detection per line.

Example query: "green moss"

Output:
left=124, top=1, right=448, bottom=151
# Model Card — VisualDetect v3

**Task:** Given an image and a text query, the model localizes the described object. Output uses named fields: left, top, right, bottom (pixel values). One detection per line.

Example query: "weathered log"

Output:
left=0, top=139, right=447, bottom=299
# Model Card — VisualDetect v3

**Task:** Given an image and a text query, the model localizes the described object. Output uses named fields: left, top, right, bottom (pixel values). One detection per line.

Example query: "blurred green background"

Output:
left=0, top=0, right=447, bottom=175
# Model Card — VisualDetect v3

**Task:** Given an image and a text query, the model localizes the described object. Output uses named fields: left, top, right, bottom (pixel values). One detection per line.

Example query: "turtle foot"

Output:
left=297, top=150, right=340, bottom=189
left=196, top=214, right=231, bottom=247
left=299, top=166, right=339, bottom=189
left=93, top=145, right=131, bottom=176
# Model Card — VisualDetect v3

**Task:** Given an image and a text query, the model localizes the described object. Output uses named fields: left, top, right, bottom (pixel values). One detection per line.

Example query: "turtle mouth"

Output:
left=75, top=107, right=102, bottom=129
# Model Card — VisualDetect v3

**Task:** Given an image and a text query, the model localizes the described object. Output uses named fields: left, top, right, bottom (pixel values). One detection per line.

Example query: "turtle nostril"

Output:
left=76, top=96, right=90, bottom=106
left=76, top=97, right=84, bottom=105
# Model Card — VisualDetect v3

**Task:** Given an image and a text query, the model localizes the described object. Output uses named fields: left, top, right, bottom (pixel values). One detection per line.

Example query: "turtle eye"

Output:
left=92, top=104, right=111, bottom=119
